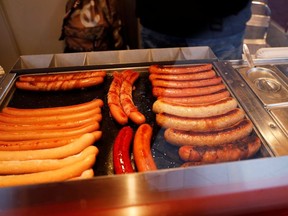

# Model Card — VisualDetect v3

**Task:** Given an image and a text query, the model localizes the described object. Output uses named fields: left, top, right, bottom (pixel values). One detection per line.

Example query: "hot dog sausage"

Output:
left=149, top=70, right=216, bottom=81
left=153, top=97, right=238, bottom=118
left=156, top=108, right=245, bottom=131
left=19, top=70, right=106, bottom=82
left=2, top=99, right=104, bottom=116
left=152, top=83, right=226, bottom=98
left=158, top=90, right=230, bottom=105
left=113, top=126, right=135, bottom=174
left=133, top=124, right=157, bottom=172
left=0, top=121, right=100, bottom=141
left=0, top=145, right=98, bottom=174
left=120, top=70, right=146, bottom=125
left=0, top=153, right=96, bottom=187
left=107, top=72, right=129, bottom=125
left=164, top=119, right=254, bottom=146
left=151, top=77, right=222, bottom=88
left=149, top=64, right=213, bottom=74
left=69, top=169, right=94, bottom=181
left=0, top=131, right=101, bottom=160
left=16, top=76, right=104, bottom=91
left=179, top=135, right=261, bottom=163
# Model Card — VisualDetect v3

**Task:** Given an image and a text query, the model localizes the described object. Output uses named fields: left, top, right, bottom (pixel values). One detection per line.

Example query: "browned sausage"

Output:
left=149, top=70, right=216, bottom=81
left=149, top=64, right=213, bottom=74
left=164, top=119, right=254, bottom=146
left=19, top=70, right=106, bottom=82
left=152, top=83, right=226, bottom=97
left=151, top=77, right=222, bottom=88
left=15, top=76, right=104, bottom=91
left=179, top=135, right=261, bottom=163
left=158, top=90, right=230, bottom=104
left=156, top=108, right=245, bottom=131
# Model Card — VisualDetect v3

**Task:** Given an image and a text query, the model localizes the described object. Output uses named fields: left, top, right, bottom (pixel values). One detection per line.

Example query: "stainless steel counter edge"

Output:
left=0, top=156, right=288, bottom=215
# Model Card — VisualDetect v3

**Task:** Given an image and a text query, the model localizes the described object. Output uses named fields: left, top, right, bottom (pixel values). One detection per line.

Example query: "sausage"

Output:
left=149, top=70, right=216, bottom=81
left=69, top=169, right=94, bottom=181
left=158, top=90, right=230, bottom=105
left=164, top=119, right=254, bottom=146
left=0, top=115, right=101, bottom=131
left=0, top=145, right=98, bottom=174
left=120, top=70, right=146, bottom=125
left=152, top=83, right=226, bottom=98
left=156, top=108, right=245, bottom=131
left=0, top=153, right=96, bottom=187
left=0, top=121, right=100, bottom=141
left=2, top=99, right=104, bottom=116
left=107, top=72, right=129, bottom=125
left=151, top=77, right=222, bottom=88
left=0, top=131, right=101, bottom=160
left=15, top=76, right=104, bottom=91
left=133, top=124, right=157, bottom=172
left=0, top=136, right=80, bottom=151
left=149, top=64, right=213, bottom=74
left=153, top=97, right=238, bottom=118
left=179, top=135, right=261, bottom=163
left=0, top=109, right=102, bottom=124
left=19, top=70, right=106, bottom=82
left=113, top=126, right=135, bottom=174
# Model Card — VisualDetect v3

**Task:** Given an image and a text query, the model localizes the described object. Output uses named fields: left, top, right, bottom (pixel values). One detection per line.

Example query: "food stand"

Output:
left=0, top=47, right=288, bottom=215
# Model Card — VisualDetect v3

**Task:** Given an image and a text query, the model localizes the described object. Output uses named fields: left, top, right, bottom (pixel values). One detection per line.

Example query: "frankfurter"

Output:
left=0, top=145, right=98, bottom=174
left=0, top=131, right=101, bottom=160
left=149, top=64, right=213, bottom=74
left=152, top=83, right=226, bottom=97
left=158, top=90, right=230, bottom=105
left=69, top=169, right=94, bottom=181
left=0, top=109, right=102, bottom=124
left=151, top=77, right=222, bottom=88
left=113, top=126, right=134, bottom=174
left=19, top=70, right=106, bottom=82
left=0, top=153, right=96, bottom=187
left=133, top=124, right=157, bottom=172
left=0, top=121, right=99, bottom=141
left=0, top=116, right=101, bottom=131
left=179, top=135, right=261, bottom=163
left=2, top=99, right=104, bottom=116
left=164, top=119, right=254, bottom=146
left=107, top=72, right=129, bottom=125
left=156, top=108, right=245, bottom=131
left=153, top=97, right=238, bottom=118
left=15, top=76, right=104, bottom=91
left=120, top=71, right=146, bottom=125
left=0, top=136, right=80, bottom=151
left=149, top=70, right=216, bottom=81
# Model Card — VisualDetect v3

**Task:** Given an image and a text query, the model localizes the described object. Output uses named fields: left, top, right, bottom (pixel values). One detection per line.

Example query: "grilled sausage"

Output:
left=15, top=76, right=104, bottom=91
left=153, top=97, right=238, bottom=118
left=164, top=119, right=254, bottom=146
left=19, top=70, right=106, bottom=82
left=149, top=70, right=216, bottom=81
left=179, top=135, right=261, bottom=163
left=152, top=83, right=226, bottom=97
left=151, top=77, right=222, bottom=88
left=156, top=108, right=245, bottom=131
left=149, top=64, right=213, bottom=74
left=133, top=124, right=157, bottom=172
left=158, top=90, right=230, bottom=105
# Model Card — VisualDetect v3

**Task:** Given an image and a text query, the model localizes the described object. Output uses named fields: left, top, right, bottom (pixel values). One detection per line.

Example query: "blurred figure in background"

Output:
left=60, top=0, right=126, bottom=52
left=136, top=0, right=252, bottom=60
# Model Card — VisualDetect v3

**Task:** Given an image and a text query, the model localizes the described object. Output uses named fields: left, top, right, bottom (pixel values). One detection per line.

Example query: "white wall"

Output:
left=0, top=0, right=67, bottom=72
